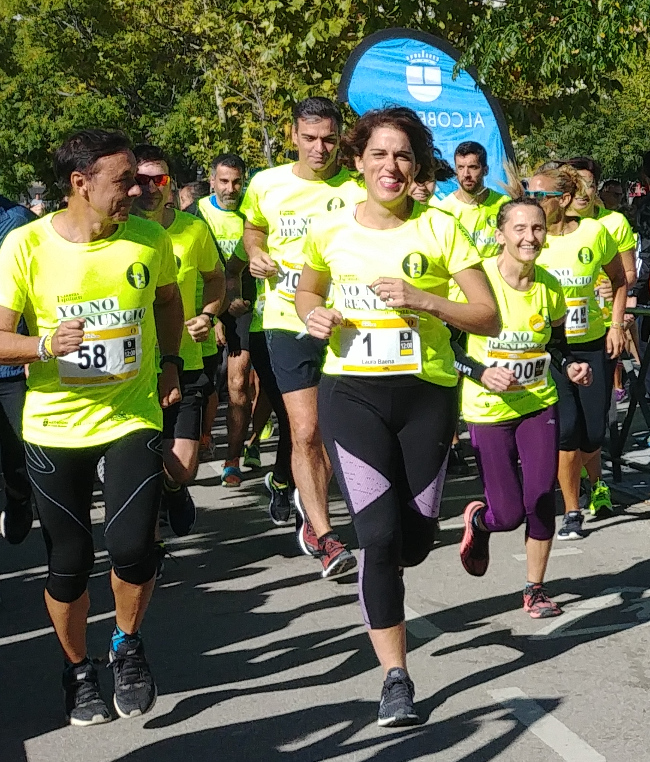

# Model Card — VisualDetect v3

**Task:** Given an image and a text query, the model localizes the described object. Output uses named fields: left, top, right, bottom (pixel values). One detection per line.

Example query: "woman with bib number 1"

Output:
left=453, top=198, right=592, bottom=619
left=294, top=106, right=499, bottom=728
left=527, top=166, right=626, bottom=542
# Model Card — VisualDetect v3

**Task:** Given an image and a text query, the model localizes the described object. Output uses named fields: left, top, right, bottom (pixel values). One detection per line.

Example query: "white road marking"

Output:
left=530, top=587, right=650, bottom=639
left=513, top=547, right=583, bottom=562
left=404, top=605, right=444, bottom=639
left=438, top=522, right=465, bottom=530
left=489, top=687, right=606, bottom=762
left=0, top=610, right=115, bottom=648
left=0, top=551, right=110, bottom=582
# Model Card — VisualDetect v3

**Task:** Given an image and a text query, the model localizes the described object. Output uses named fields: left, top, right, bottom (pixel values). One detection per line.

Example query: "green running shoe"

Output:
left=589, top=479, right=612, bottom=516
left=260, top=419, right=274, bottom=441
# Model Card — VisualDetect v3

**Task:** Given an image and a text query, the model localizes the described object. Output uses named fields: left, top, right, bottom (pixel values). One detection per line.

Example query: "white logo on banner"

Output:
left=406, top=52, right=442, bottom=103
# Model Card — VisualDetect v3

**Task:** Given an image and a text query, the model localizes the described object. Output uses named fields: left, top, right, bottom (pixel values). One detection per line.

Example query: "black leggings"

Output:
left=0, top=377, right=31, bottom=506
left=26, top=428, right=163, bottom=603
left=551, top=338, right=608, bottom=453
left=249, top=331, right=293, bottom=486
left=319, top=375, right=456, bottom=630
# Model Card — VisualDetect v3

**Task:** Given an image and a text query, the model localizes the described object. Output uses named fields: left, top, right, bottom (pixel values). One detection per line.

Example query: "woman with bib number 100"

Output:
left=295, top=106, right=499, bottom=728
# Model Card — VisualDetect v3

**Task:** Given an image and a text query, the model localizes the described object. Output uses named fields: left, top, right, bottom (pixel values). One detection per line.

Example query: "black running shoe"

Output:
left=264, top=472, right=292, bottom=525
left=0, top=496, right=33, bottom=545
left=109, top=636, right=157, bottom=719
left=557, top=510, right=585, bottom=540
left=63, top=658, right=111, bottom=726
left=377, top=667, right=419, bottom=727
left=162, top=484, right=196, bottom=537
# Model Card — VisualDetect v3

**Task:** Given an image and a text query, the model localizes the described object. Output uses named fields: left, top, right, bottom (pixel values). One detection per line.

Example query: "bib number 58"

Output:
left=77, top=343, right=107, bottom=370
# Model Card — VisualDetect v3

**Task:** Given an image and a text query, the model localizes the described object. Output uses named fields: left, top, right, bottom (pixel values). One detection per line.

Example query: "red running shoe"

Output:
left=293, top=489, right=320, bottom=557
left=460, top=501, right=490, bottom=577
left=523, top=584, right=562, bottom=619
left=317, top=532, right=357, bottom=579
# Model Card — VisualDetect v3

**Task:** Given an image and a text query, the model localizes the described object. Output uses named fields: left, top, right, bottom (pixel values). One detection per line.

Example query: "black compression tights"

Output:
left=26, top=428, right=163, bottom=603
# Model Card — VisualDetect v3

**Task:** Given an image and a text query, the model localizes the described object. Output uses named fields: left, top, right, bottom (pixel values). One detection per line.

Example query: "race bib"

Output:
left=565, top=297, right=589, bottom=337
left=276, top=260, right=302, bottom=303
left=486, top=348, right=551, bottom=392
left=339, top=315, right=422, bottom=375
left=58, top=325, right=142, bottom=387
left=255, top=293, right=266, bottom=317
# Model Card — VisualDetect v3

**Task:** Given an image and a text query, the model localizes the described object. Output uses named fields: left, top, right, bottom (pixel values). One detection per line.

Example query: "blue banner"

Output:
left=339, top=29, right=514, bottom=198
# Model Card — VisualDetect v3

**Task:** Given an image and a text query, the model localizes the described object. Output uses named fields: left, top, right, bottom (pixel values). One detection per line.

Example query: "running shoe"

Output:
left=264, top=471, right=292, bottom=525
left=460, top=501, right=490, bottom=577
left=243, top=443, right=262, bottom=468
left=293, top=489, right=320, bottom=556
left=556, top=510, right=585, bottom=540
left=589, top=479, right=613, bottom=516
left=317, top=532, right=357, bottom=578
left=63, top=658, right=111, bottom=726
left=162, top=483, right=196, bottom=537
left=198, top=434, right=216, bottom=462
left=377, top=667, right=419, bottom=727
left=260, top=418, right=275, bottom=441
left=447, top=442, right=470, bottom=476
left=97, top=456, right=105, bottom=484
left=523, top=584, right=562, bottom=619
left=615, top=387, right=628, bottom=404
left=109, top=635, right=157, bottom=719
left=222, top=460, right=243, bottom=487
left=0, top=496, right=33, bottom=545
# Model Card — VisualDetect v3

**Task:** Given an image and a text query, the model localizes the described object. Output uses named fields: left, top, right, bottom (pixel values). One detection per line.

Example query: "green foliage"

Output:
left=0, top=0, right=649, bottom=197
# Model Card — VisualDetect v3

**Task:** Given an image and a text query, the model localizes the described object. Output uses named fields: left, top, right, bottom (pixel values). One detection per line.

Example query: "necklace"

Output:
left=458, top=186, right=489, bottom=206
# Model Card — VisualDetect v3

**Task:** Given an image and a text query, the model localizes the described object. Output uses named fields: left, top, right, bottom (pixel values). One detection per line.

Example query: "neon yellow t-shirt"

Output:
left=304, top=203, right=481, bottom=387
left=233, top=240, right=265, bottom=334
left=239, top=163, right=366, bottom=333
left=167, top=210, right=220, bottom=371
left=593, top=206, right=636, bottom=326
left=536, top=218, right=617, bottom=344
left=437, top=188, right=509, bottom=301
left=0, top=213, right=177, bottom=448
left=461, top=257, right=566, bottom=423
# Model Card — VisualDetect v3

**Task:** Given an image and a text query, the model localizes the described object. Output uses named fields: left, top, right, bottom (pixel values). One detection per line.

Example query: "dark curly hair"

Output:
left=340, top=106, right=437, bottom=183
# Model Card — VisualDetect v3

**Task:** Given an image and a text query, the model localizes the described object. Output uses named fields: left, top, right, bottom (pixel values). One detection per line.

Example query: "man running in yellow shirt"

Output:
left=133, top=145, right=224, bottom=536
left=0, top=130, right=184, bottom=725
left=242, top=97, right=361, bottom=577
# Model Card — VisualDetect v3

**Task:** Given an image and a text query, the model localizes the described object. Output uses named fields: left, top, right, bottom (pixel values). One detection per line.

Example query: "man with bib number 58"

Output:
left=0, top=130, right=183, bottom=726
left=242, top=97, right=363, bottom=577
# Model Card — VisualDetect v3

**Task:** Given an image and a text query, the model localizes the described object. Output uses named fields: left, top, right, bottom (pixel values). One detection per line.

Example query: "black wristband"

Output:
left=160, top=354, right=184, bottom=372
left=200, top=312, right=217, bottom=326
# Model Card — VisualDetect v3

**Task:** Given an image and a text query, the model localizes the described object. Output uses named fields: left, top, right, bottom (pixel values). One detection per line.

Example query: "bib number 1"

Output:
left=340, top=315, right=422, bottom=375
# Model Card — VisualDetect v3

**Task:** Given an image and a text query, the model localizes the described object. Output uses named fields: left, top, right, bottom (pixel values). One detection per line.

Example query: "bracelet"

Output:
left=44, top=333, right=54, bottom=358
left=610, top=322, right=625, bottom=330
left=37, top=335, right=52, bottom=362
left=304, top=308, right=316, bottom=326
left=200, top=312, right=216, bottom=326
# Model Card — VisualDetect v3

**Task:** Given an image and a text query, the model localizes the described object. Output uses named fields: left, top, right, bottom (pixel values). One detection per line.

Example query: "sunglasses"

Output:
left=135, top=173, right=170, bottom=187
left=524, top=190, right=563, bottom=199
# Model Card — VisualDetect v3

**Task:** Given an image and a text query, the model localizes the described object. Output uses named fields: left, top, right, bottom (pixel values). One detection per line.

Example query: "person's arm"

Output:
left=186, top=267, right=226, bottom=343
left=603, top=253, right=627, bottom=358
left=154, top=282, right=184, bottom=408
left=548, top=317, right=592, bottom=386
left=0, top=306, right=84, bottom=364
left=244, top=222, right=278, bottom=279
left=225, top=244, right=251, bottom=317
left=370, top=265, right=500, bottom=337
left=295, top=264, right=341, bottom=339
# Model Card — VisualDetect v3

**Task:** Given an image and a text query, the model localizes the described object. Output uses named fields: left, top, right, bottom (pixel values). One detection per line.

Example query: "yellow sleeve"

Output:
left=614, top=215, right=637, bottom=253
left=445, top=219, right=483, bottom=275
left=239, top=175, right=267, bottom=229
left=0, top=229, right=28, bottom=313
left=601, top=227, right=619, bottom=267
left=197, top=221, right=222, bottom=273
left=303, top=220, right=330, bottom=273
left=156, top=230, right=178, bottom=288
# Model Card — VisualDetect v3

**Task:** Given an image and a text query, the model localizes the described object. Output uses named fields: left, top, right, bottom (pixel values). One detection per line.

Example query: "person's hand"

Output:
left=51, top=318, right=85, bottom=356
left=567, top=361, right=592, bottom=386
left=305, top=306, right=342, bottom=340
left=480, top=366, right=515, bottom=392
left=215, top=319, right=227, bottom=347
left=606, top=326, right=626, bottom=358
left=596, top=278, right=613, bottom=302
left=228, top=298, right=251, bottom=317
left=249, top=253, right=278, bottom=279
left=185, top=314, right=212, bottom=343
left=370, top=277, right=433, bottom=311
left=158, top=364, right=182, bottom=408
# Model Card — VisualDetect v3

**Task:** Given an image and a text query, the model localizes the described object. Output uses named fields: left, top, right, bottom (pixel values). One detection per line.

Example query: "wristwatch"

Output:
left=159, top=354, right=184, bottom=372
left=200, top=312, right=217, bottom=326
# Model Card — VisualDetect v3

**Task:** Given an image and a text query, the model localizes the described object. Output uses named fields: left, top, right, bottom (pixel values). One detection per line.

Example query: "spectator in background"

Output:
left=179, top=181, right=210, bottom=214
left=600, top=179, right=625, bottom=211
left=0, top=195, right=36, bottom=544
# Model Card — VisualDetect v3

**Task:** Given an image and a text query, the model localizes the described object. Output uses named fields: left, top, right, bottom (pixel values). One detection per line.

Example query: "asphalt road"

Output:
left=2, top=418, right=650, bottom=762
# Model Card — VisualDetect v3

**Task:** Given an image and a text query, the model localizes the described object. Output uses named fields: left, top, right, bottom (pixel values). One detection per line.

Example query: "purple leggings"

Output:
left=468, top=404, right=559, bottom=541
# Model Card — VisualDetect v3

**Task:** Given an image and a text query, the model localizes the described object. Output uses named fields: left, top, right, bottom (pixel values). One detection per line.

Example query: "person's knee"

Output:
left=289, top=411, right=320, bottom=451
left=489, top=510, right=525, bottom=533
left=360, top=543, right=404, bottom=629
left=110, top=542, right=157, bottom=585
